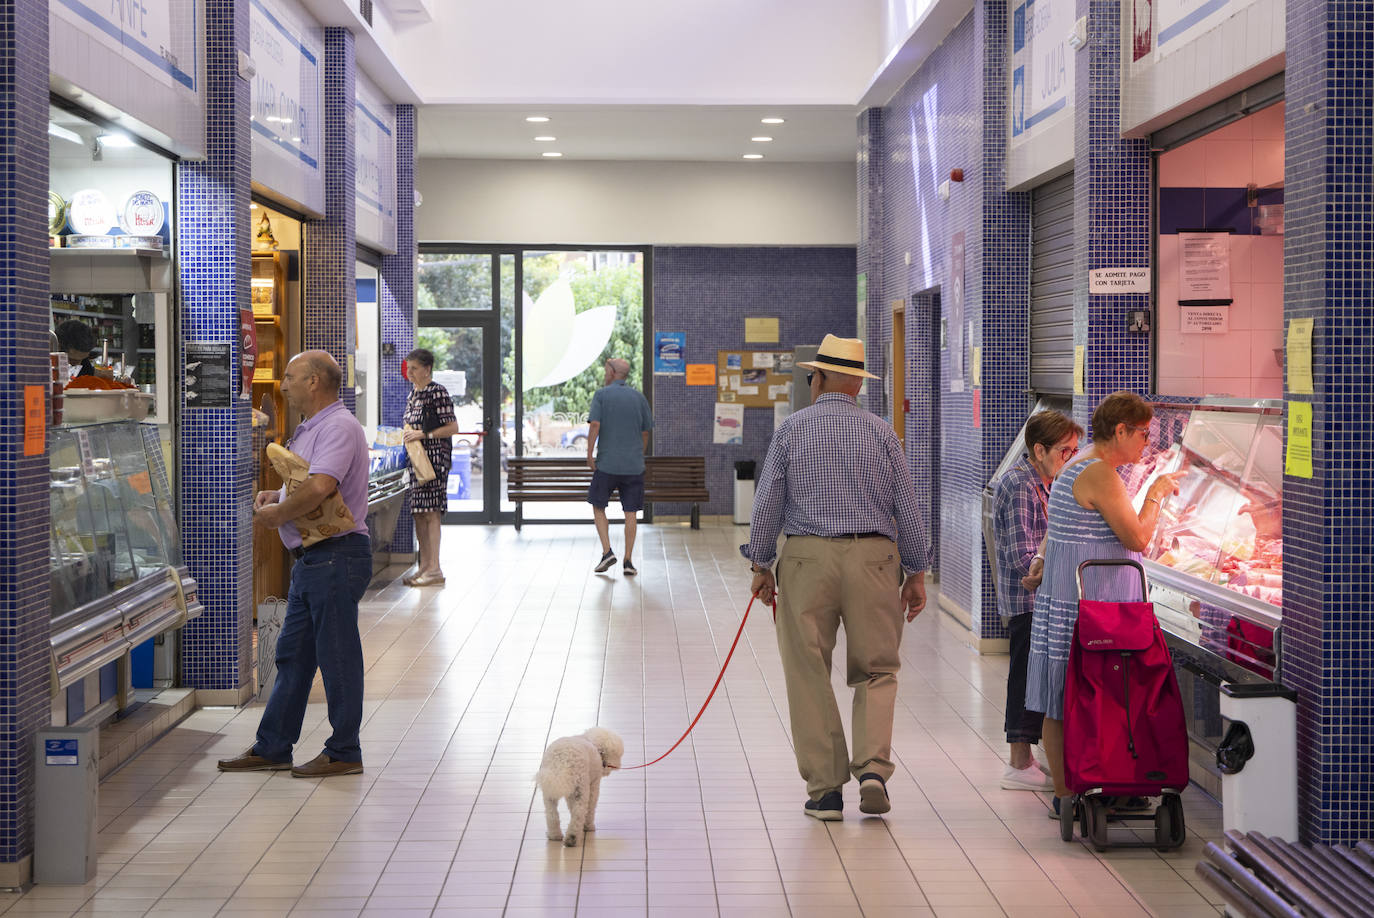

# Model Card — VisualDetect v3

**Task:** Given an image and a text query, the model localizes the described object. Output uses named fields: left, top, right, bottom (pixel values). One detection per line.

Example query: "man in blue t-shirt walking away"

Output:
left=586, top=357, right=654, bottom=575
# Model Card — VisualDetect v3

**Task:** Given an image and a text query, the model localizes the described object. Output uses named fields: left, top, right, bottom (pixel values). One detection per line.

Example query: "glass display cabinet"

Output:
left=49, top=419, right=202, bottom=727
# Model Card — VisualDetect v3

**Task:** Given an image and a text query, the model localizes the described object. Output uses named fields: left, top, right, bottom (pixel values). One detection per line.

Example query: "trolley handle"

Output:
left=1076, top=558, right=1148, bottom=603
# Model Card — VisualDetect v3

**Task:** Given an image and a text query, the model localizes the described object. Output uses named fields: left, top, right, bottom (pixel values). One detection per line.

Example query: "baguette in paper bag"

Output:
left=265, top=442, right=358, bottom=547
left=403, top=425, right=437, bottom=483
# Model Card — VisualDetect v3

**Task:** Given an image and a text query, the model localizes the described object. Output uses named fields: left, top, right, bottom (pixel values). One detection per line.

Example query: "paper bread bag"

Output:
left=403, top=425, right=436, bottom=483
left=265, top=442, right=358, bottom=547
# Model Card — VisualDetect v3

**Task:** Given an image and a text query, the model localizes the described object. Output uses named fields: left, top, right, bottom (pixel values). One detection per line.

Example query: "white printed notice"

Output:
left=1180, top=306, right=1229, bottom=334
left=773, top=402, right=791, bottom=429
left=1010, top=0, right=1075, bottom=146
left=1178, top=232, right=1232, bottom=304
left=714, top=403, right=744, bottom=445
left=1089, top=268, right=1151, bottom=293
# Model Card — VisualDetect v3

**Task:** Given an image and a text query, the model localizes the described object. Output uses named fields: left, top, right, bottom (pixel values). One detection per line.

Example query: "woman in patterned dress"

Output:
left=1024, top=391, right=1185, bottom=817
left=402, top=348, right=458, bottom=587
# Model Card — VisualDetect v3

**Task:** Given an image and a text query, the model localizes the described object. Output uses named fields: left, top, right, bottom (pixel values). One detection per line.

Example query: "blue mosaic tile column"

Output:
left=975, top=0, right=1032, bottom=641
left=382, top=104, right=416, bottom=553
left=176, top=0, right=254, bottom=697
left=302, top=27, right=357, bottom=411
left=1072, top=0, right=1150, bottom=423
left=0, top=0, right=53, bottom=883
left=857, top=107, right=885, bottom=416
left=1282, top=0, right=1374, bottom=845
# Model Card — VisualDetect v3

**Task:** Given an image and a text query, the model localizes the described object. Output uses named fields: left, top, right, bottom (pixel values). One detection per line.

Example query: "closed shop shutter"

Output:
left=1030, top=172, right=1075, bottom=394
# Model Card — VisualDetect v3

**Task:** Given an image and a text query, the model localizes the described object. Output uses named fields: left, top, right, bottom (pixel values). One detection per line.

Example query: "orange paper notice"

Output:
left=24, top=385, right=44, bottom=456
left=685, top=364, right=716, bottom=386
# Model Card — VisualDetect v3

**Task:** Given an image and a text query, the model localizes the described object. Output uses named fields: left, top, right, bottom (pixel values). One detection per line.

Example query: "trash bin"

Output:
left=1217, top=681, right=1299, bottom=839
left=733, top=460, right=756, bottom=525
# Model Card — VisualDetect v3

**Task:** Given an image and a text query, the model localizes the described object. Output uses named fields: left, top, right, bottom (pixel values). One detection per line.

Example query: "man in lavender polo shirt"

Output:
left=218, top=350, right=373, bottom=779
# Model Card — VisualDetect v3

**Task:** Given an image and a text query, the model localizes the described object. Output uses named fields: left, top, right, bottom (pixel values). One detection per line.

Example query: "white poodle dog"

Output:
left=534, top=726, right=624, bottom=847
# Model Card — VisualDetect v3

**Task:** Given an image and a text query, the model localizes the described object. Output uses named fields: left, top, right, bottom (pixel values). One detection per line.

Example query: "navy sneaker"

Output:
left=858, top=773, right=890, bottom=815
left=594, top=550, right=617, bottom=573
left=804, top=790, right=843, bottom=821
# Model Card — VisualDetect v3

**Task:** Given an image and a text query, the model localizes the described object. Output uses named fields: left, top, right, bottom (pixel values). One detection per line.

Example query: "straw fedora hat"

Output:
left=797, top=334, right=880, bottom=380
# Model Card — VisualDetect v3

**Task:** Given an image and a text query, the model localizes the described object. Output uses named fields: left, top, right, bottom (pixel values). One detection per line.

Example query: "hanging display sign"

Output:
left=354, top=69, right=397, bottom=253
left=1155, top=0, right=1263, bottom=60
left=1010, top=0, right=1075, bottom=146
left=50, top=0, right=204, bottom=153
left=250, top=0, right=324, bottom=214
left=240, top=310, right=258, bottom=399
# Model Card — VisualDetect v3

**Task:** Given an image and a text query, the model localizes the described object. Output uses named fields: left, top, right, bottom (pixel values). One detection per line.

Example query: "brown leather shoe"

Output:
left=217, top=750, right=292, bottom=772
left=291, top=753, right=364, bottom=778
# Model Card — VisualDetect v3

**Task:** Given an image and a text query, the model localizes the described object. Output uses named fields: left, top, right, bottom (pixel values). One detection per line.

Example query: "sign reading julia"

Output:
left=1010, top=0, right=1075, bottom=144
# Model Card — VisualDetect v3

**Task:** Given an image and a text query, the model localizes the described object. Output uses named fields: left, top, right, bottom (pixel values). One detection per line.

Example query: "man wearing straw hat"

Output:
left=743, top=334, right=930, bottom=820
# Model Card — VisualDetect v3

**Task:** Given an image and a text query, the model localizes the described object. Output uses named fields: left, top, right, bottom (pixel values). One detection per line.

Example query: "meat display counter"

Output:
left=1123, top=398, right=1284, bottom=795
left=50, top=420, right=202, bottom=726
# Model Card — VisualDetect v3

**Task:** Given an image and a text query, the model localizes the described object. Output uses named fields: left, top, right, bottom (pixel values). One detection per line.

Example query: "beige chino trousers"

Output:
left=775, top=534, right=905, bottom=798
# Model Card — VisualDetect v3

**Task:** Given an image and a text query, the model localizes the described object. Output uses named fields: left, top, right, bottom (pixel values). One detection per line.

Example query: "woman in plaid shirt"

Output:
left=991, top=411, right=1083, bottom=790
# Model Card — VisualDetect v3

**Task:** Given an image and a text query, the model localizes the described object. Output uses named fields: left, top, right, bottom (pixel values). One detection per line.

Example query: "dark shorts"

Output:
left=587, top=470, right=645, bottom=512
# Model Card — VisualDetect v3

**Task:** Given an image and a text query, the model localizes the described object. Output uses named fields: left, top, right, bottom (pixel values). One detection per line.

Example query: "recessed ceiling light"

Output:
left=751, top=136, right=773, bottom=142
left=761, top=117, right=785, bottom=124
left=534, top=135, right=556, bottom=142
left=743, top=153, right=764, bottom=160
left=526, top=116, right=550, bottom=123
left=542, top=151, right=563, bottom=157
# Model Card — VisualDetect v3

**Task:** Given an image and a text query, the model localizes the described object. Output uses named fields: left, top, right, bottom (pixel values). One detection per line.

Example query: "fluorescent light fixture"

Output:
left=250, top=203, right=258, bottom=209
left=542, top=151, right=563, bottom=157
left=292, top=136, right=301, bottom=142
left=761, top=117, right=785, bottom=124
left=742, top=153, right=764, bottom=160
left=526, top=115, right=550, bottom=122
left=48, top=123, right=84, bottom=145
left=534, top=135, right=556, bottom=142
left=96, top=132, right=135, bottom=148
left=751, top=136, right=773, bottom=142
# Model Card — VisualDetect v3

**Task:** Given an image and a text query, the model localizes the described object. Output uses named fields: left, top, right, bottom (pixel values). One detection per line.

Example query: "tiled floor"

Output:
left=3, top=523, right=1227, bottom=917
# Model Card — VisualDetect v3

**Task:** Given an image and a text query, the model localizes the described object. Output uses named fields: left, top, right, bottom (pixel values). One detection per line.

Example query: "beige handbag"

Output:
left=265, top=443, right=358, bottom=547
left=404, top=425, right=437, bottom=483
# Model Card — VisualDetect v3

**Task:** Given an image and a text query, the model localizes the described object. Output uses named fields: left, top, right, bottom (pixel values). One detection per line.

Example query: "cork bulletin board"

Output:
left=716, top=350, right=795, bottom=407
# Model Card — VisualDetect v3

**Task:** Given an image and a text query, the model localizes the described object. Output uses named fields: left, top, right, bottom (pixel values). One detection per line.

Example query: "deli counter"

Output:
left=50, top=419, right=202, bottom=726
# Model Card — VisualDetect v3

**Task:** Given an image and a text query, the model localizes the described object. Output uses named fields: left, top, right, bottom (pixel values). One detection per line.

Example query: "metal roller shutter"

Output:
left=1030, top=172, right=1075, bottom=394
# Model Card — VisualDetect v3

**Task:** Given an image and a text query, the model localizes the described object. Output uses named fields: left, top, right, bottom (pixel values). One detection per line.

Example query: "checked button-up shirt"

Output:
left=990, top=457, right=1049, bottom=619
left=742, top=392, right=930, bottom=574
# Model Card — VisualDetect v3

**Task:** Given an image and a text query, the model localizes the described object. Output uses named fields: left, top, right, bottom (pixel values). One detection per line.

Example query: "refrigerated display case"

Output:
left=49, top=419, right=202, bottom=726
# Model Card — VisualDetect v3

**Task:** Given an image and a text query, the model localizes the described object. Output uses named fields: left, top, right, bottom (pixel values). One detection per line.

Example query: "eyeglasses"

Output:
left=806, top=373, right=814, bottom=386
left=1056, top=445, right=1077, bottom=459
left=1131, top=424, right=1151, bottom=437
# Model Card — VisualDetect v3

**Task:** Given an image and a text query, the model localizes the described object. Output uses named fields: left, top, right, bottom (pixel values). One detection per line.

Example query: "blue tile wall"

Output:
left=303, top=28, right=357, bottom=411
left=869, top=1, right=1032, bottom=639
left=1072, top=0, right=1150, bottom=420
left=1282, top=0, right=1374, bottom=845
left=651, top=246, right=856, bottom=516
left=0, top=0, right=53, bottom=870
left=381, top=104, right=416, bottom=553
left=176, top=0, right=254, bottom=692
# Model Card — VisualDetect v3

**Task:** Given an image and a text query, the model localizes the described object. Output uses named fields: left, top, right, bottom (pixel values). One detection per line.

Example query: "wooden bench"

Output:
left=507, top=456, right=710, bottom=529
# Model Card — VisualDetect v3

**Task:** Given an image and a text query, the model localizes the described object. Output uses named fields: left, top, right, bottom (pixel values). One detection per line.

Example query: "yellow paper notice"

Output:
left=1287, top=318, right=1314, bottom=394
left=1285, top=401, right=1313, bottom=478
left=1073, top=346, right=1086, bottom=395
left=744, top=317, right=779, bottom=343
left=346, top=354, right=355, bottom=388
left=972, top=347, right=982, bottom=387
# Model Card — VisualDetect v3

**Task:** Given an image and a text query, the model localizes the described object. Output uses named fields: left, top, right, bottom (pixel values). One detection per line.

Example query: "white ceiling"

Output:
left=416, top=104, right=860, bottom=163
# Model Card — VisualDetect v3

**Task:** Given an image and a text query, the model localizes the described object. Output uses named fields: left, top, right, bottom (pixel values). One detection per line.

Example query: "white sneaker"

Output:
left=1001, top=762, right=1054, bottom=791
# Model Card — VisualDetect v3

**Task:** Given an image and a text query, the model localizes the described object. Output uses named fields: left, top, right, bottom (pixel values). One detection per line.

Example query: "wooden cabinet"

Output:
left=251, top=252, right=291, bottom=608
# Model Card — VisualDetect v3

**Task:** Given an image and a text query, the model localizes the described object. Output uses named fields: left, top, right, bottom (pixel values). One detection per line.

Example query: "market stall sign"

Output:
left=53, top=0, right=198, bottom=91
left=354, top=68, right=397, bottom=253
left=1010, top=0, right=1075, bottom=146
left=250, top=0, right=324, bottom=212
left=1089, top=268, right=1150, bottom=293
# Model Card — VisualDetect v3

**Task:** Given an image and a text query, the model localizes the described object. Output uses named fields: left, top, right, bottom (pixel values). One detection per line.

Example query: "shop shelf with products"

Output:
left=48, top=420, right=202, bottom=727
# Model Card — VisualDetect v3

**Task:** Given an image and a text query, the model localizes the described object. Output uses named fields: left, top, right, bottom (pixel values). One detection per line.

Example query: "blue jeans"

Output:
left=255, top=533, right=372, bottom=763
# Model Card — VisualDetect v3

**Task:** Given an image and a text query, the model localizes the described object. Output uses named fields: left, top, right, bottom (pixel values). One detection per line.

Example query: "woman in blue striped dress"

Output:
left=1025, top=391, right=1185, bottom=815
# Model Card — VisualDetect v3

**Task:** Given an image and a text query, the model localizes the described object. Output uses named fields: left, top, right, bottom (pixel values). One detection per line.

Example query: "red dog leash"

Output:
left=617, top=591, right=775, bottom=770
